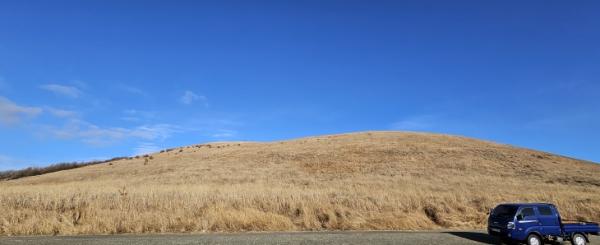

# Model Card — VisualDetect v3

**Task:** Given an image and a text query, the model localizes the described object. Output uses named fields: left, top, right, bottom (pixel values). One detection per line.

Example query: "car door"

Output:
left=537, top=205, right=561, bottom=235
left=516, top=207, right=539, bottom=235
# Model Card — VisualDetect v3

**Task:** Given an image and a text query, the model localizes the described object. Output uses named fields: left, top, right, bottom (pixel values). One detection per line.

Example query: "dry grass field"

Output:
left=1, top=131, right=599, bottom=236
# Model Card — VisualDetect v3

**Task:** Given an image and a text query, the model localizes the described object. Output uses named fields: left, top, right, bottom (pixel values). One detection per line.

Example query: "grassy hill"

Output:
left=1, top=131, right=599, bottom=236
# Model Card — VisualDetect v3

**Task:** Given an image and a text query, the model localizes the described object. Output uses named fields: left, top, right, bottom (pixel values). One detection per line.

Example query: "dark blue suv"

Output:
left=488, top=203, right=598, bottom=245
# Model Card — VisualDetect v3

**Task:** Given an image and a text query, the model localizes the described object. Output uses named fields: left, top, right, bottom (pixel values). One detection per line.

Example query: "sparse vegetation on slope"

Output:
left=0, top=157, right=128, bottom=181
left=0, top=132, right=598, bottom=236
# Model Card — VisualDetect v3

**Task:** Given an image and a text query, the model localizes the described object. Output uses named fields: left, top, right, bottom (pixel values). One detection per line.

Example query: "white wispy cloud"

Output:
left=212, top=129, right=237, bottom=138
left=45, top=107, right=78, bottom=118
left=40, top=84, right=82, bottom=98
left=129, top=124, right=181, bottom=140
left=117, top=84, right=148, bottom=96
left=134, top=142, right=162, bottom=156
left=179, top=90, right=207, bottom=106
left=391, top=115, right=437, bottom=131
left=42, top=119, right=182, bottom=146
left=120, top=109, right=156, bottom=122
left=0, top=97, right=43, bottom=126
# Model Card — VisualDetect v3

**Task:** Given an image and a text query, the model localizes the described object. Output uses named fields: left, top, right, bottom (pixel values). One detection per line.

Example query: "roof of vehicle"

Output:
left=496, top=203, right=555, bottom=207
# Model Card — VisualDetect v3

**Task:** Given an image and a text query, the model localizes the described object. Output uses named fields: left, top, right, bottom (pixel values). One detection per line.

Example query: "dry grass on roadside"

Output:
left=1, top=131, right=599, bottom=236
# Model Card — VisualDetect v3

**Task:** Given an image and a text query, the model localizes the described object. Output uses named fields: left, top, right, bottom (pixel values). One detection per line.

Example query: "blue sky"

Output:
left=0, top=0, right=599, bottom=169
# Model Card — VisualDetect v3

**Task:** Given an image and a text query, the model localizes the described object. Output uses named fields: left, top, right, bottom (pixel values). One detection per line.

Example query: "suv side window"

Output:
left=538, top=206, right=553, bottom=216
left=521, top=207, right=535, bottom=218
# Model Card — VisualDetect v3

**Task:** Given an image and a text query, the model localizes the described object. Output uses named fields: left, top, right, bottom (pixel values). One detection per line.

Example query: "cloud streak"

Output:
left=42, top=119, right=183, bottom=146
left=212, top=129, right=237, bottom=138
left=391, top=115, right=437, bottom=131
left=45, top=107, right=78, bottom=118
left=180, top=90, right=207, bottom=106
left=120, top=109, right=156, bottom=122
left=40, top=84, right=82, bottom=98
left=117, top=84, right=148, bottom=96
left=134, top=142, right=162, bottom=156
left=0, top=97, right=43, bottom=126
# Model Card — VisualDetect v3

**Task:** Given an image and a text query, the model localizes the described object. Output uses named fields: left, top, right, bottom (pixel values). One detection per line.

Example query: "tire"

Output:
left=571, top=234, right=587, bottom=245
left=527, top=234, right=543, bottom=245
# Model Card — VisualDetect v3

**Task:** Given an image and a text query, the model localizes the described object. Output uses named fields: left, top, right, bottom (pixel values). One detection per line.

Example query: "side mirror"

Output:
left=516, top=214, right=523, bottom=221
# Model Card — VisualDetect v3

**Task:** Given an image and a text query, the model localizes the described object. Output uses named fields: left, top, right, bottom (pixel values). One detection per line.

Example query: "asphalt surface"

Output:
left=0, top=231, right=598, bottom=245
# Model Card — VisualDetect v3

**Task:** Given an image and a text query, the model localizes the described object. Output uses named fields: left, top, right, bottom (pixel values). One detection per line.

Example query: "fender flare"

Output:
left=526, top=231, right=543, bottom=242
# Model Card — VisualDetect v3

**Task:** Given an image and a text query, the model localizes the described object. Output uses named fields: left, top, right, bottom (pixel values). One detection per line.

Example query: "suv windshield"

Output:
left=492, top=205, right=518, bottom=217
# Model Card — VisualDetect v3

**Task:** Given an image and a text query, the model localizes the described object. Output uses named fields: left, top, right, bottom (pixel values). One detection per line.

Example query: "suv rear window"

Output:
left=492, top=205, right=518, bottom=217
left=538, top=206, right=553, bottom=216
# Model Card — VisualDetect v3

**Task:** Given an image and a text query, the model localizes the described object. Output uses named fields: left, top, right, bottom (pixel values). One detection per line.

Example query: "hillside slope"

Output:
left=1, top=131, right=599, bottom=236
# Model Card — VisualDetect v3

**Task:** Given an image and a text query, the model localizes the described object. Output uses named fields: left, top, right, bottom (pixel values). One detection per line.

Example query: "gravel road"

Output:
left=1, top=231, right=598, bottom=245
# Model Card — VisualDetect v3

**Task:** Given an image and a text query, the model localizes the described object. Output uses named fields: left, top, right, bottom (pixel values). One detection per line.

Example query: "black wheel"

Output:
left=571, top=234, right=587, bottom=245
left=527, top=234, right=543, bottom=245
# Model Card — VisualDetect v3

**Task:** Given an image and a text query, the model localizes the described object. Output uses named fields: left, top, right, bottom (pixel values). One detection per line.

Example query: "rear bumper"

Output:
left=487, top=226, right=525, bottom=241
left=488, top=227, right=510, bottom=237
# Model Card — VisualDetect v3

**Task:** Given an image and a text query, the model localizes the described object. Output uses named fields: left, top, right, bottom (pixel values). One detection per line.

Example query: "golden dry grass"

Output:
left=1, top=131, right=599, bottom=236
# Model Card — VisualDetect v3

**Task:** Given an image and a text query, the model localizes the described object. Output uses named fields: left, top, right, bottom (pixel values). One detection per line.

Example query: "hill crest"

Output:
left=1, top=131, right=598, bottom=236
